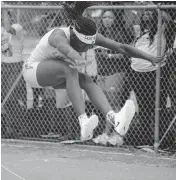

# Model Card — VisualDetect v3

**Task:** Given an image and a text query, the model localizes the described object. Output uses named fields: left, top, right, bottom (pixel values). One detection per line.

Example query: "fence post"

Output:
left=154, top=7, right=162, bottom=153
left=17, top=1, right=21, bottom=24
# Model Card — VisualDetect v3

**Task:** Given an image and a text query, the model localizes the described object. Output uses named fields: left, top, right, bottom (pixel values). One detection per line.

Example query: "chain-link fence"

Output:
left=1, top=3, right=176, bottom=152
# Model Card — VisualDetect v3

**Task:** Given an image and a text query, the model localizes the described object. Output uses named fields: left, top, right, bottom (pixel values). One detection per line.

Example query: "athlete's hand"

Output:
left=152, top=54, right=166, bottom=66
left=64, top=58, right=85, bottom=70
left=65, top=58, right=92, bottom=71
left=64, top=58, right=77, bottom=66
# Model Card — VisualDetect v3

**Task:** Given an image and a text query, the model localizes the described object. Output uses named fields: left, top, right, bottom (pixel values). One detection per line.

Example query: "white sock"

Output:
left=106, top=110, right=116, bottom=125
left=78, top=113, right=88, bottom=124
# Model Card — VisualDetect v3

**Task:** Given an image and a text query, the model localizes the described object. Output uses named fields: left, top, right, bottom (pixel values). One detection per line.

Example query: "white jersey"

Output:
left=1, top=24, right=24, bottom=63
left=131, top=31, right=166, bottom=72
left=27, top=27, right=70, bottom=64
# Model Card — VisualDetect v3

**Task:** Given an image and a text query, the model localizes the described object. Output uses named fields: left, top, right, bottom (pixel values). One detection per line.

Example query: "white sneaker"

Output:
left=114, top=100, right=135, bottom=136
left=79, top=115, right=99, bottom=141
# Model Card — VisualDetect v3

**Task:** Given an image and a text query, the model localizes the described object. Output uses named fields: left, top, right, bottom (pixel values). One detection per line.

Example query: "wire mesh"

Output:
left=1, top=3, right=176, bottom=151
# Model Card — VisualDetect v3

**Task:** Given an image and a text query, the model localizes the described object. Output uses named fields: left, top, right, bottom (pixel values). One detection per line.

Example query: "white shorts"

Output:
left=23, top=61, right=42, bottom=88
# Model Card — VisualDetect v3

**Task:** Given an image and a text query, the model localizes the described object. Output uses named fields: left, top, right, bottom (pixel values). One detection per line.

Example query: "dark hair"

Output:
left=165, top=20, right=176, bottom=51
left=140, top=10, right=158, bottom=45
left=62, top=2, right=97, bottom=36
left=99, top=10, right=134, bottom=44
left=140, top=10, right=176, bottom=51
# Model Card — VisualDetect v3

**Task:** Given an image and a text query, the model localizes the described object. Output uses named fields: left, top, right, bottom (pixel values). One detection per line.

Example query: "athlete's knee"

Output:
left=79, top=73, right=94, bottom=89
left=64, top=66, right=79, bottom=79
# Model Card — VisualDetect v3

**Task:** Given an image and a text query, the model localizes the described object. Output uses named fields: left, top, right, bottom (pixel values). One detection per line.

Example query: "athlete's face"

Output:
left=70, top=32, right=92, bottom=53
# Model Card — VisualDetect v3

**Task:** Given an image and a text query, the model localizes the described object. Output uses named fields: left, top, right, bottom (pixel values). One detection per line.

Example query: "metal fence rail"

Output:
left=1, top=4, right=176, bottom=152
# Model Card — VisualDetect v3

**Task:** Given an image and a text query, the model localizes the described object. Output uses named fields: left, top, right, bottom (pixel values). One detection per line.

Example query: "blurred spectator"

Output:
left=122, top=1, right=154, bottom=39
left=96, top=10, right=134, bottom=75
left=1, top=20, right=27, bottom=137
left=93, top=10, right=135, bottom=145
left=1, top=23, right=26, bottom=103
left=91, top=9, right=103, bottom=28
left=1, top=2, right=25, bottom=102
left=126, top=9, right=176, bottom=146
left=159, top=12, right=176, bottom=149
left=1, top=3, right=44, bottom=137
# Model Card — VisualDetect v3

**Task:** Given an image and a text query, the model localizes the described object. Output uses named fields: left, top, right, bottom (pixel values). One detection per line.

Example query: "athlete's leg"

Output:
left=50, top=70, right=135, bottom=137
left=78, top=73, right=112, bottom=116
left=36, top=59, right=98, bottom=140
left=54, top=72, right=135, bottom=136
left=36, top=59, right=135, bottom=137
left=52, top=73, right=112, bottom=119
left=36, top=59, right=85, bottom=116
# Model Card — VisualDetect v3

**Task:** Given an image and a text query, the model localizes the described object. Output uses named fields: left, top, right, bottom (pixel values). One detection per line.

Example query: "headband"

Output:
left=73, top=27, right=96, bottom=45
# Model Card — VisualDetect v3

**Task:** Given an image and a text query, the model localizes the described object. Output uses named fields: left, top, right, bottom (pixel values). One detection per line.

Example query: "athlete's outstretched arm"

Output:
left=96, top=33, right=163, bottom=65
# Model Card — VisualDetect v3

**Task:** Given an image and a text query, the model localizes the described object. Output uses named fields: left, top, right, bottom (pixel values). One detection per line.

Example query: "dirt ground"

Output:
left=1, top=140, right=176, bottom=180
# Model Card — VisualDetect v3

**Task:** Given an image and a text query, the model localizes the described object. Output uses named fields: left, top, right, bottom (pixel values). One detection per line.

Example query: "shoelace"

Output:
left=106, top=112, right=115, bottom=126
left=79, top=117, right=88, bottom=126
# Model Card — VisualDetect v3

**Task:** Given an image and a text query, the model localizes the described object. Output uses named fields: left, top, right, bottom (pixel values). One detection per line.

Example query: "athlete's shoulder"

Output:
left=49, top=27, right=69, bottom=39
left=48, top=27, right=70, bottom=48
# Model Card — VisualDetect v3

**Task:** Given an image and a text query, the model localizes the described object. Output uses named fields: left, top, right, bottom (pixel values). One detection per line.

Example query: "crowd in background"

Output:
left=1, top=1, right=176, bottom=149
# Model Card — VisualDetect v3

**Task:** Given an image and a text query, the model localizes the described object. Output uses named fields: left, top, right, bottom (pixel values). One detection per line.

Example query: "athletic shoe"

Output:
left=79, top=114, right=99, bottom=141
left=106, top=100, right=135, bottom=136
left=115, top=100, right=135, bottom=136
